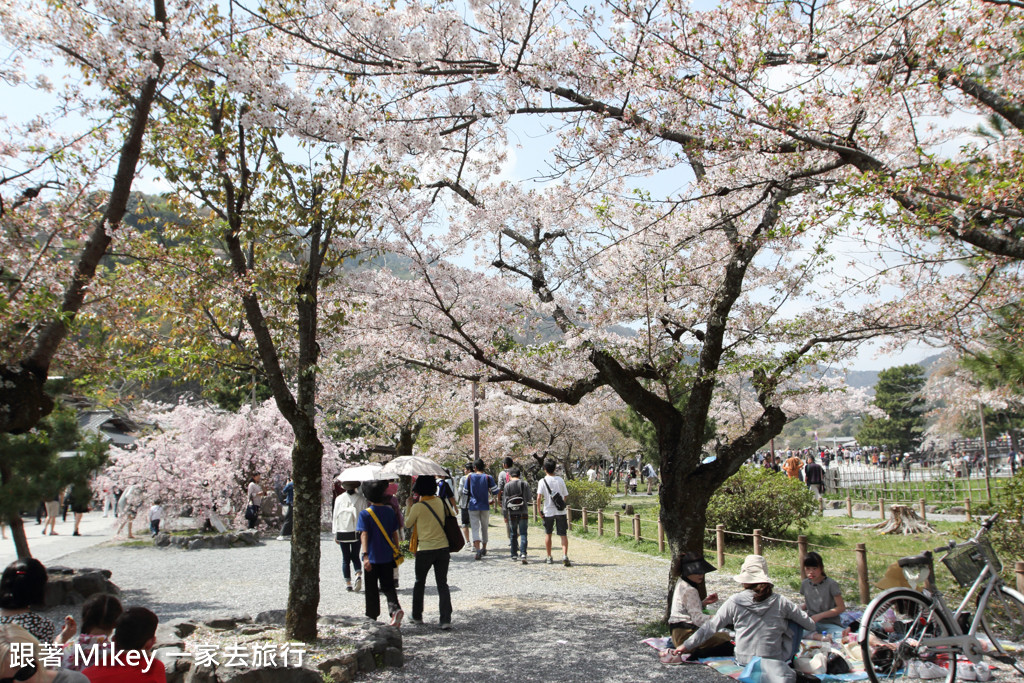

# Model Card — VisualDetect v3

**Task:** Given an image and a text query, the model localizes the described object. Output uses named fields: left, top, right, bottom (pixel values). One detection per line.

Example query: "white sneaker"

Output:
left=958, top=663, right=977, bottom=681
left=353, top=573, right=362, bottom=592
left=975, top=664, right=992, bottom=682
left=916, top=662, right=948, bottom=680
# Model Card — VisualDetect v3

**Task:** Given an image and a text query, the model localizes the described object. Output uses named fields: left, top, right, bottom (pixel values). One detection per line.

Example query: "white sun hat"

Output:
left=734, top=554, right=773, bottom=585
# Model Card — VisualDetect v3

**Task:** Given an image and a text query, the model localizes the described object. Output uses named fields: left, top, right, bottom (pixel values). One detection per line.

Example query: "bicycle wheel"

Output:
left=861, top=589, right=957, bottom=683
left=980, top=585, right=1024, bottom=671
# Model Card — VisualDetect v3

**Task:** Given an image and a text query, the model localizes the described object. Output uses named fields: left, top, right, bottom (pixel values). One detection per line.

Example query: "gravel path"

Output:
left=34, top=516, right=728, bottom=683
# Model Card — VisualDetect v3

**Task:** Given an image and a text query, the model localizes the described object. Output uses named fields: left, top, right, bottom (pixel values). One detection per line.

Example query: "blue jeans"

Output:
left=509, top=515, right=528, bottom=557
left=339, top=540, right=361, bottom=581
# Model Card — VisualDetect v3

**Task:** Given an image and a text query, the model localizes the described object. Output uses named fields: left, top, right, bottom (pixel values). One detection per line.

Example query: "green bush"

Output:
left=989, top=470, right=1024, bottom=565
left=566, top=479, right=612, bottom=511
left=706, top=465, right=816, bottom=537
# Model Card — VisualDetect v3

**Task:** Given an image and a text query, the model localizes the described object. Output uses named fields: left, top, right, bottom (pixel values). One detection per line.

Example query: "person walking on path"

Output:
left=245, top=473, right=266, bottom=530
left=803, top=456, right=824, bottom=498
left=43, top=492, right=62, bottom=536
left=332, top=481, right=368, bottom=592
left=496, top=456, right=514, bottom=540
left=455, top=463, right=472, bottom=547
left=501, top=467, right=531, bottom=564
left=643, top=463, right=659, bottom=495
left=461, top=458, right=498, bottom=561
left=404, top=476, right=452, bottom=629
left=357, top=480, right=404, bottom=627
left=536, top=458, right=571, bottom=567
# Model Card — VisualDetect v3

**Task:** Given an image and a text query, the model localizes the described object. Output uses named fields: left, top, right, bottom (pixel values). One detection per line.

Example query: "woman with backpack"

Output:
left=332, top=481, right=368, bottom=592
left=404, top=476, right=453, bottom=629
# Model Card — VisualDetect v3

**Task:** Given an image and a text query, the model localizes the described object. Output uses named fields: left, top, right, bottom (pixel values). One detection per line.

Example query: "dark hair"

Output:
left=413, top=476, right=437, bottom=496
left=464, top=462, right=474, bottom=472
left=81, top=594, right=123, bottom=634
left=503, top=457, right=514, bottom=468
left=473, top=458, right=486, bottom=472
left=543, top=458, right=556, bottom=475
left=508, top=467, right=521, bottom=478
left=0, top=559, right=47, bottom=609
left=743, top=582, right=774, bottom=602
left=803, top=551, right=826, bottom=575
left=112, top=607, right=159, bottom=652
left=361, top=480, right=388, bottom=504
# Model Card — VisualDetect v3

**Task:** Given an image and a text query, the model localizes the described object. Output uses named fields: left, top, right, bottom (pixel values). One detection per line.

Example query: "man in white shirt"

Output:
left=536, top=458, right=571, bottom=567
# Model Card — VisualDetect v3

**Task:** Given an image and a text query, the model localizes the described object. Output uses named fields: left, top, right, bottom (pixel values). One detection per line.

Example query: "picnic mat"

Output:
left=642, top=637, right=868, bottom=681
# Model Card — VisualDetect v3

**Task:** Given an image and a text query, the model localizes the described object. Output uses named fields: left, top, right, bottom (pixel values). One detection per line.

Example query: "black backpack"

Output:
left=504, top=479, right=528, bottom=515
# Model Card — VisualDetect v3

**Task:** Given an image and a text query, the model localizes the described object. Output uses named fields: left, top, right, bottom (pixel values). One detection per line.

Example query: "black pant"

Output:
left=279, top=504, right=293, bottom=536
left=413, top=548, right=452, bottom=625
left=364, top=561, right=401, bottom=620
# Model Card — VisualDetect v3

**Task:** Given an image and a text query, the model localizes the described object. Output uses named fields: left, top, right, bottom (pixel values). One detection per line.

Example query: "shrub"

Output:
left=706, top=465, right=816, bottom=537
left=989, top=470, right=1024, bottom=565
left=566, top=479, right=613, bottom=511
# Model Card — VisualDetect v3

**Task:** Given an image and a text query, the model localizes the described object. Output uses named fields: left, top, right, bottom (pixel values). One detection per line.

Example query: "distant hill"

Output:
left=844, top=354, right=944, bottom=392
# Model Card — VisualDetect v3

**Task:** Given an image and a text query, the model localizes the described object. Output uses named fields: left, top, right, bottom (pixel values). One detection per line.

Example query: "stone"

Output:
left=46, top=565, right=76, bottom=575
left=382, top=647, right=403, bottom=668
left=218, top=665, right=324, bottom=683
left=325, top=665, right=352, bottom=683
left=71, top=570, right=110, bottom=597
left=184, top=662, right=217, bottom=683
left=255, top=610, right=286, bottom=625
left=209, top=535, right=231, bottom=549
left=76, top=567, right=113, bottom=579
left=155, top=533, right=172, bottom=547
left=204, top=615, right=253, bottom=630
left=167, top=619, right=198, bottom=639
left=153, top=625, right=185, bottom=650
left=235, top=531, right=259, bottom=546
left=355, top=647, right=376, bottom=672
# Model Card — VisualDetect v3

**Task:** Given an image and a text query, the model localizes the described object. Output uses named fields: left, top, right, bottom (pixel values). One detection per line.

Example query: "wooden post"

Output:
left=798, top=535, right=808, bottom=574
left=716, top=524, right=726, bottom=569
left=1016, top=561, right=1024, bottom=595
left=614, top=511, right=621, bottom=538
left=879, top=497, right=886, bottom=519
left=634, top=514, right=641, bottom=542
left=819, top=497, right=825, bottom=515
left=582, top=507, right=588, bottom=533
left=965, top=498, right=972, bottom=523
left=846, top=495, right=853, bottom=517
left=753, top=529, right=763, bottom=556
left=856, top=543, right=870, bottom=604
left=658, top=520, right=665, bottom=553
left=919, top=498, right=927, bottom=520
left=598, top=510, right=604, bottom=536
left=567, top=507, right=573, bottom=526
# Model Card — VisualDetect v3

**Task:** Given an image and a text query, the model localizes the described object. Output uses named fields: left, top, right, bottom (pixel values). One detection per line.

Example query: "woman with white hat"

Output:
left=676, top=554, right=815, bottom=683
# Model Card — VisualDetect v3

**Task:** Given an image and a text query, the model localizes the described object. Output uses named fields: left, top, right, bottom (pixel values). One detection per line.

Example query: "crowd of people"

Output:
left=1, top=558, right=165, bottom=683
left=328, top=456, right=573, bottom=630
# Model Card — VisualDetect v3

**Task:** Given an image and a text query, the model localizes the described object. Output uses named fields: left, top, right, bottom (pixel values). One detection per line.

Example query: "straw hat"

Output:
left=875, top=562, right=911, bottom=590
left=680, top=551, right=717, bottom=576
left=734, top=554, right=773, bottom=585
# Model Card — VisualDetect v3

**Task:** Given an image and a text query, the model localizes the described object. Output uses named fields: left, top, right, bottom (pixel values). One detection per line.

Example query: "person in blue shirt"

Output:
left=461, top=458, right=499, bottom=561
left=357, top=480, right=404, bottom=627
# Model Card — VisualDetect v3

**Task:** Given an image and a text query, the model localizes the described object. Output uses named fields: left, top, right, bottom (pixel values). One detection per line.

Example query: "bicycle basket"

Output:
left=941, top=538, right=1002, bottom=587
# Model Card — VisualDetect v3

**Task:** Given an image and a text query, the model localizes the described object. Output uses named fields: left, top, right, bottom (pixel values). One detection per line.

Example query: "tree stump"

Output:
left=869, top=505, right=936, bottom=534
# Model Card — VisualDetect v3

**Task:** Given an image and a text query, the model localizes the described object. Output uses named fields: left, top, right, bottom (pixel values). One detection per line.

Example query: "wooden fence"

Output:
left=530, top=505, right=1024, bottom=603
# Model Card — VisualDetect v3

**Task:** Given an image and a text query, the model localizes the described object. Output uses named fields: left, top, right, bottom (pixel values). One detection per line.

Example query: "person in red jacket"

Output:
left=81, top=607, right=164, bottom=683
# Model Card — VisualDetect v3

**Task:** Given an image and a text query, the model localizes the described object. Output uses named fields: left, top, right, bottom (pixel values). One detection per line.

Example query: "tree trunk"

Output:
left=7, top=517, right=31, bottom=559
left=285, top=422, right=323, bottom=642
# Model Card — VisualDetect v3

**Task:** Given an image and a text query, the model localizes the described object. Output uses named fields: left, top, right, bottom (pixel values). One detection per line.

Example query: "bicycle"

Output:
left=858, top=514, right=1024, bottom=682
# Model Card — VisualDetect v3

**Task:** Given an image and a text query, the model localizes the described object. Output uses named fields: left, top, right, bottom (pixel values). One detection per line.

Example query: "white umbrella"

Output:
left=335, top=463, right=397, bottom=482
left=380, top=455, right=448, bottom=477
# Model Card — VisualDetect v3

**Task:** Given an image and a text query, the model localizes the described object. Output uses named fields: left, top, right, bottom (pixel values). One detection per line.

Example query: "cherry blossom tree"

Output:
left=0, top=0, right=216, bottom=434
left=104, top=400, right=356, bottom=524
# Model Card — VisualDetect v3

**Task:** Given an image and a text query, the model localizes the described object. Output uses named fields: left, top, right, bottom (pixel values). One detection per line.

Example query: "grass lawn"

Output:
left=537, top=491, right=998, bottom=608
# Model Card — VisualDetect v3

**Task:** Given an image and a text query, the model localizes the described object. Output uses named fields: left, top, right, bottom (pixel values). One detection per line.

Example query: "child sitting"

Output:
left=678, top=555, right=815, bottom=683
left=668, top=551, right=734, bottom=658
left=800, top=552, right=847, bottom=640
